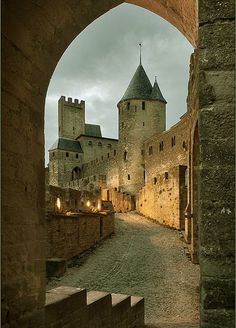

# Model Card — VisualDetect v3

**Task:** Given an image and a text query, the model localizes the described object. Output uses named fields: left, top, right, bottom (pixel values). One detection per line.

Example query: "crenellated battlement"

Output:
left=59, top=95, right=85, bottom=108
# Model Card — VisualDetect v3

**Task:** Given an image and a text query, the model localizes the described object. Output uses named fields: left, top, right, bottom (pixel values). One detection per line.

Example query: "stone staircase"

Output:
left=45, top=286, right=144, bottom=328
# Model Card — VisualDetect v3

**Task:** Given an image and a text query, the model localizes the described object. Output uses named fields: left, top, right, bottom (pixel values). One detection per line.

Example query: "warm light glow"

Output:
left=97, top=203, right=101, bottom=211
left=86, top=200, right=91, bottom=207
left=56, top=197, right=61, bottom=210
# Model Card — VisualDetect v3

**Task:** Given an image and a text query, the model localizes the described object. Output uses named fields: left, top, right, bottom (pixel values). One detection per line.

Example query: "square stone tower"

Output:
left=58, top=96, right=85, bottom=139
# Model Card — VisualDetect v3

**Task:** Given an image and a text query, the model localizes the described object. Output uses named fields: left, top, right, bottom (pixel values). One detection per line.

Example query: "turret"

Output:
left=117, top=59, right=167, bottom=196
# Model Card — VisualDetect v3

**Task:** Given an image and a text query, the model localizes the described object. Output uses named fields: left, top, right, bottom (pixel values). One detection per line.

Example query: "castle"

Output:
left=48, top=59, right=190, bottom=233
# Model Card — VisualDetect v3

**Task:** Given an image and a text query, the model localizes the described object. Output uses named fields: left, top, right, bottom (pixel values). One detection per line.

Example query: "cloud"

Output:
left=45, top=3, right=193, bottom=164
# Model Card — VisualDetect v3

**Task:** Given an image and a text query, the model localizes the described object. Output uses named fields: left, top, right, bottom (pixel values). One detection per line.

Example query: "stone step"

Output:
left=111, top=293, right=131, bottom=328
left=86, top=290, right=112, bottom=328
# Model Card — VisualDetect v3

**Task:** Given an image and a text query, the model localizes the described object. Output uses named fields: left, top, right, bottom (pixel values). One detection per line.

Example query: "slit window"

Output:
left=142, top=101, right=145, bottom=110
left=66, top=152, right=69, bottom=157
left=114, top=149, right=116, bottom=156
left=76, top=153, right=78, bottom=158
left=128, top=174, right=130, bottom=180
left=153, top=177, right=157, bottom=185
left=143, top=122, right=145, bottom=126
left=165, top=172, right=169, bottom=180
left=149, top=146, right=153, bottom=155
left=127, top=102, right=130, bottom=110
left=124, top=151, right=128, bottom=161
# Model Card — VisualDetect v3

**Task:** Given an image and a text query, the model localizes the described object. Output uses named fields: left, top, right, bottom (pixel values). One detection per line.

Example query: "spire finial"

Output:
left=139, top=42, right=142, bottom=65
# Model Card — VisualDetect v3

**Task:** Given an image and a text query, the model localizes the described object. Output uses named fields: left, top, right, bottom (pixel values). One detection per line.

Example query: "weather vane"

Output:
left=139, top=42, right=142, bottom=65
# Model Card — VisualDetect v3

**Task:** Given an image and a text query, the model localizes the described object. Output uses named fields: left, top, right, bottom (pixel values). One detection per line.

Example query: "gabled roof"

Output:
left=49, top=137, right=83, bottom=153
left=151, top=79, right=167, bottom=103
left=119, top=64, right=152, bottom=102
left=85, top=124, right=102, bottom=137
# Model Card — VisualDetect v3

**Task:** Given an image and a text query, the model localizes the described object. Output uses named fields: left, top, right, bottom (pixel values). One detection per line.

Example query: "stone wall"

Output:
left=102, top=188, right=133, bottom=213
left=45, top=286, right=144, bottom=328
left=198, top=1, right=235, bottom=327
left=46, top=212, right=114, bottom=260
left=137, top=165, right=187, bottom=229
left=78, top=135, right=118, bottom=164
left=137, top=113, right=189, bottom=228
left=46, top=185, right=101, bottom=213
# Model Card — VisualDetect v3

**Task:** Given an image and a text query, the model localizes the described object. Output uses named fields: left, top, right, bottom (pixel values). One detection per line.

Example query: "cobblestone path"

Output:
left=47, top=212, right=200, bottom=327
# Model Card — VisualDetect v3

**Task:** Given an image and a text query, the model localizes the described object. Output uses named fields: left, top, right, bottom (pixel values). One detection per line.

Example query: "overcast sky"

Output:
left=45, top=3, right=193, bottom=164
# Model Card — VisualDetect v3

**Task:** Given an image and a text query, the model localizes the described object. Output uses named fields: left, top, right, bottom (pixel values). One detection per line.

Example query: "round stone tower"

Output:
left=117, top=62, right=167, bottom=196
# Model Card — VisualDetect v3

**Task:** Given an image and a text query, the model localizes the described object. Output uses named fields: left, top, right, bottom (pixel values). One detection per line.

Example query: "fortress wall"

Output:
left=46, top=212, right=114, bottom=260
left=49, top=149, right=83, bottom=186
left=137, top=166, right=182, bottom=229
left=78, top=136, right=118, bottom=164
left=137, top=115, right=189, bottom=228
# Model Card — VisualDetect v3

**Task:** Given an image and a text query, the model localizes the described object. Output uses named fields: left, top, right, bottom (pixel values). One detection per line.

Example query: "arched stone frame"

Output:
left=2, top=1, right=234, bottom=327
left=71, top=166, right=82, bottom=181
left=191, top=121, right=199, bottom=264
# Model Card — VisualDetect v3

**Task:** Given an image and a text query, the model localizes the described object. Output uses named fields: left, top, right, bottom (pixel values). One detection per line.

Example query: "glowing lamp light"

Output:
left=86, top=200, right=91, bottom=207
left=56, top=197, right=61, bottom=210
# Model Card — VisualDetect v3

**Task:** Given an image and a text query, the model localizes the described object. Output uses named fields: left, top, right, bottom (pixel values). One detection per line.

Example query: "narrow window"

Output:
left=127, top=102, right=130, bottom=110
left=114, top=149, right=116, bottom=156
left=153, top=177, right=157, bottom=184
left=76, top=153, right=78, bottom=158
left=124, top=151, right=127, bottom=161
left=52, top=152, right=55, bottom=157
left=128, top=174, right=130, bottom=180
left=149, top=146, right=153, bottom=155
left=107, top=153, right=110, bottom=158
left=165, top=172, right=168, bottom=180
left=66, top=152, right=69, bottom=157
left=143, top=122, right=145, bottom=126
left=142, top=101, right=145, bottom=110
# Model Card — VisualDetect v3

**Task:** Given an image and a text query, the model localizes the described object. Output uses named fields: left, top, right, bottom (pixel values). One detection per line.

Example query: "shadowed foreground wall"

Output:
left=1, top=0, right=234, bottom=327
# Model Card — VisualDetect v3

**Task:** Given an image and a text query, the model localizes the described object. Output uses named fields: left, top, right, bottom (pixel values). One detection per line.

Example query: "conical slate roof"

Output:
left=119, top=64, right=166, bottom=104
left=120, top=64, right=152, bottom=102
left=151, top=79, right=167, bottom=103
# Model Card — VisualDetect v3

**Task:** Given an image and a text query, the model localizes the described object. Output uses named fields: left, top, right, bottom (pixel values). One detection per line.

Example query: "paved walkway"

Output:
left=47, top=212, right=200, bottom=326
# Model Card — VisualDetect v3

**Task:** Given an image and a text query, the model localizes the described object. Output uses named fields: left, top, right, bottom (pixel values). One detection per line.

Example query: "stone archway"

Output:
left=2, top=1, right=234, bottom=327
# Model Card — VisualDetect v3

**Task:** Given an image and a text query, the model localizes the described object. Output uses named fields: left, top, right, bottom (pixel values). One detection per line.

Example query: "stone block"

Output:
left=199, top=21, right=234, bottom=70
left=46, top=258, right=67, bottom=278
left=201, top=309, right=235, bottom=328
left=199, top=167, right=235, bottom=202
left=199, top=71, right=235, bottom=108
left=111, top=293, right=131, bottom=327
left=130, top=296, right=144, bottom=328
left=201, top=277, right=235, bottom=310
left=87, top=291, right=112, bottom=328
left=199, top=0, right=235, bottom=24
